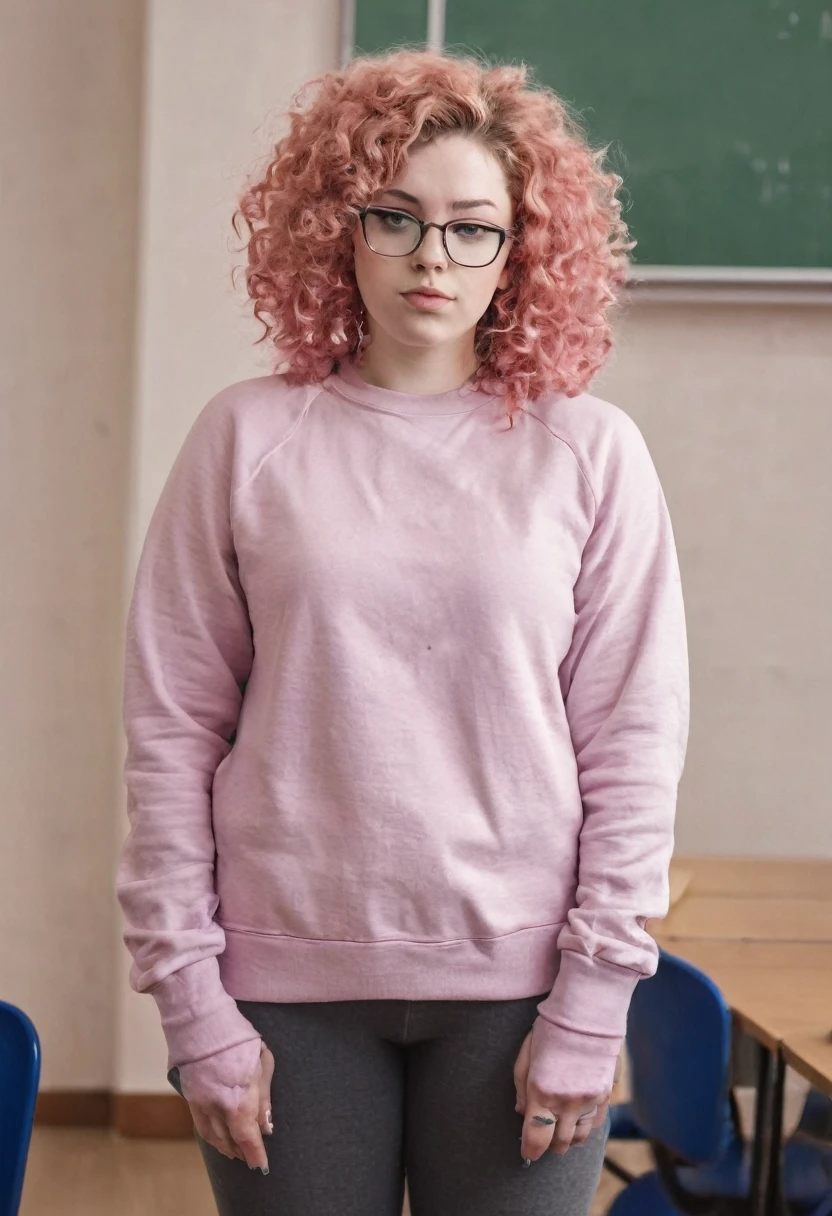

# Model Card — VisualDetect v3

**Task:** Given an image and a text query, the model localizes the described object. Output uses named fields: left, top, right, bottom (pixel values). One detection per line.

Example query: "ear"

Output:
left=496, top=266, right=511, bottom=291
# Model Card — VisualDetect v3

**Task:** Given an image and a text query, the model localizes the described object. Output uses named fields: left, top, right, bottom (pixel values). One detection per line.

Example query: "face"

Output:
left=351, top=133, right=515, bottom=360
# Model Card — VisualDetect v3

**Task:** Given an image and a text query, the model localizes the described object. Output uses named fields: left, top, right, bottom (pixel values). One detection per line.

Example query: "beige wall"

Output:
left=0, top=0, right=145, bottom=1089
left=116, top=0, right=341, bottom=1094
left=594, top=304, right=832, bottom=858
left=1, top=0, right=830, bottom=1095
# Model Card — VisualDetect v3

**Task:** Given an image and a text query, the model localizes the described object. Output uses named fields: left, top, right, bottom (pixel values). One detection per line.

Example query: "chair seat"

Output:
left=609, top=1164, right=832, bottom=1216
left=607, top=1171, right=678, bottom=1215
left=800, top=1091, right=832, bottom=1143
left=678, top=1133, right=832, bottom=1209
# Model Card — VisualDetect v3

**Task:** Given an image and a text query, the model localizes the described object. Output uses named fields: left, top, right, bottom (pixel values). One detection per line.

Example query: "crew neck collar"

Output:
left=324, top=354, right=488, bottom=416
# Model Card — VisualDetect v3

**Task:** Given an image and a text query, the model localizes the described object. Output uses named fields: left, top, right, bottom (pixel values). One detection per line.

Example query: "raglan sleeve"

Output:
left=530, top=409, right=690, bottom=1099
left=116, top=393, right=263, bottom=1102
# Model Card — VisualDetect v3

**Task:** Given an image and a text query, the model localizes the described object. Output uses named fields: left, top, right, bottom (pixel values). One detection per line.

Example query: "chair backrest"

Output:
left=626, top=948, right=734, bottom=1164
left=0, top=1001, right=41, bottom=1216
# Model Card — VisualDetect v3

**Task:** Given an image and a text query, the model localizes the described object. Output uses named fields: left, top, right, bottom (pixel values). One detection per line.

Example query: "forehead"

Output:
left=380, top=134, right=513, bottom=216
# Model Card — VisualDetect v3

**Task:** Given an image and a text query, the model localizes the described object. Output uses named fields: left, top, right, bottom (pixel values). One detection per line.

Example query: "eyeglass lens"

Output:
left=364, top=209, right=502, bottom=267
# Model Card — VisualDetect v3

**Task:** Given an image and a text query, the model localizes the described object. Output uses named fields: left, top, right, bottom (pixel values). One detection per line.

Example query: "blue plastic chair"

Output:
left=800, top=1092, right=832, bottom=1143
left=0, top=1001, right=41, bottom=1216
left=606, top=950, right=832, bottom=1216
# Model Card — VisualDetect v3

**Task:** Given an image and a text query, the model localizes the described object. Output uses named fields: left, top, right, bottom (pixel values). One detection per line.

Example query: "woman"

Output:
left=117, top=47, right=689, bottom=1216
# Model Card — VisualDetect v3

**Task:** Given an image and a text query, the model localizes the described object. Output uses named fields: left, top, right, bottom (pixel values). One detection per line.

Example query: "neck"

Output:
left=354, top=329, right=479, bottom=396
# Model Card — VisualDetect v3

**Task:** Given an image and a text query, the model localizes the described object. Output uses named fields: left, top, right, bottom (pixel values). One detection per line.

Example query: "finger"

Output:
left=227, top=1108, right=269, bottom=1173
left=567, top=1102, right=605, bottom=1151
left=567, top=1107, right=599, bottom=1150
left=191, top=1109, right=224, bottom=1155
left=259, top=1046, right=275, bottom=1135
left=192, top=1108, right=239, bottom=1160
left=194, top=1108, right=241, bottom=1161
left=560, top=1123, right=593, bottom=1150
left=521, top=1107, right=558, bottom=1163
left=590, top=1094, right=610, bottom=1130
left=214, top=1116, right=247, bottom=1162
left=550, top=1109, right=579, bottom=1155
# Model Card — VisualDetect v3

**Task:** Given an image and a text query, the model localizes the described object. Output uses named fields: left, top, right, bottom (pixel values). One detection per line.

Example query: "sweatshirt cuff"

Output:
left=148, top=956, right=261, bottom=1070
left=530, top=950, right=641, bottom=1097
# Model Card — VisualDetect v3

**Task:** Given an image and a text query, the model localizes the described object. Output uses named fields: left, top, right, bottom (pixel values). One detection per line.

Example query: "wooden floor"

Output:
left=18, top=1124, right=648, bottom=1215
left=20, top=1071, right=811, bottom=1214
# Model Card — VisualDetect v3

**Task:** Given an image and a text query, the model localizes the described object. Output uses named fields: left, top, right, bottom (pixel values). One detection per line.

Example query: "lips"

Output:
left=402, top=290, right=453, bottom=312
left=403, top=288, right=451, bottom=300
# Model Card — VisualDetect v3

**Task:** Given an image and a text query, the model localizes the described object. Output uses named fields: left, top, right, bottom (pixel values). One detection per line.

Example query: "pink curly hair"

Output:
left=233, top=48, right=635, bottom=419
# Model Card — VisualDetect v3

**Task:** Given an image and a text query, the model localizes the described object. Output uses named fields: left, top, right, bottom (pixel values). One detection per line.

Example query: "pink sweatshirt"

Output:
left=117, top=355, right=689, bottom=1109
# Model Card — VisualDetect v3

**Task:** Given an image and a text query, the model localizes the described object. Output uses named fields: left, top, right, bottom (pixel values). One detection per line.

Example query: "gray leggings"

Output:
left=168, top=992, right=610, bottom=1216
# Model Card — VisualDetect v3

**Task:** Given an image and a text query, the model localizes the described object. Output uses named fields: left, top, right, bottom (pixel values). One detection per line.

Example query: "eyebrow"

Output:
left=380, top=188, right=498, bottom=211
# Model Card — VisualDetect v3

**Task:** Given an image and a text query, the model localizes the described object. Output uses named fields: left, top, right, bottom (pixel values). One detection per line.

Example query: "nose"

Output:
left=411, top=223, right=449, bottom=271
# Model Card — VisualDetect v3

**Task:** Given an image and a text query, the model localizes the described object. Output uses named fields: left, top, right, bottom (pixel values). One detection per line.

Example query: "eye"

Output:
left=451, top=222, right=494, bottom=241
left=377, top=209, right=415, bottom=230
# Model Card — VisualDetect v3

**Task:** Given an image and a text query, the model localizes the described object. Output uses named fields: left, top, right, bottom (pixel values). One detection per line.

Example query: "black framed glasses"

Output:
left=356, top=205, right=516, bottom=268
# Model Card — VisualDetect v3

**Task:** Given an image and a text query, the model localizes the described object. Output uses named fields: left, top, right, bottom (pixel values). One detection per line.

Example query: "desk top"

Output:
left=670, top=857, right=832, bottom=901
left=657, top=895, right=832, bottom=943
left=653, top=861, right=832, bottom=1065
left=657, top=939, right=832, bottom=1051
left=782, top=1032, right=832, bottom=1100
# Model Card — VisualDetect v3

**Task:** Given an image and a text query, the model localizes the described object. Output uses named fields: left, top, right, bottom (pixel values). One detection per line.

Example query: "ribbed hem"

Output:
left=149, top=956, right=261, bottom=1070
left=217, top=922, right=567, bottom=1002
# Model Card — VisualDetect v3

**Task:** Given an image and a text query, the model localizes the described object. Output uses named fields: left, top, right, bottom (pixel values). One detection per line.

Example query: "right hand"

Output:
left=180, top=1040, right=275, bottom=1171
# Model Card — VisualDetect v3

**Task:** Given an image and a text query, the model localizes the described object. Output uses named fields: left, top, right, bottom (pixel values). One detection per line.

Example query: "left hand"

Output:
left=513, top=1030, right=622, bottom=1164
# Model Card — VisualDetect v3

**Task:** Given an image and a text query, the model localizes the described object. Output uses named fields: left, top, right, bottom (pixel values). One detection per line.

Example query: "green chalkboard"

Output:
left=355, top=0, right=430, bottom=59
left=351, top=1, right=832, bottom=270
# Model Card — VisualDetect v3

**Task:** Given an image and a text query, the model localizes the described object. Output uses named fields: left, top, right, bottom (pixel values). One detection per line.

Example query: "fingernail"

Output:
left=522, top=1157, right=532, bottom=1168
left=260, top=1167, right=270, bottom=1175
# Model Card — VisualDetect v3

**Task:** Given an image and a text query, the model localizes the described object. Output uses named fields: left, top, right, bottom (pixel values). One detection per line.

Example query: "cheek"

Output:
left=461, top=272, right=505, bottom=318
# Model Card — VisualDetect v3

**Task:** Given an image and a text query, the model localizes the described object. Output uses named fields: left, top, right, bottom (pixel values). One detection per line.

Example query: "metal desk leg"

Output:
left=764, top=1048, right=789, bottom=1216
left=750, top=1042, right=774, bottom=1216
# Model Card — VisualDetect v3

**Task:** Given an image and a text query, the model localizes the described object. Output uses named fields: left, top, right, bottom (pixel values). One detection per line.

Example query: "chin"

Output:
left=398, top=327, right=460, bottom=349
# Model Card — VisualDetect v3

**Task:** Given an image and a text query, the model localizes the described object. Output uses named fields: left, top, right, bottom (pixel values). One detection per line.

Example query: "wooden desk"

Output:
left=649, top=936, right=832, bottom=1216
left=651, top=862, right=832, bottom=1216
left=782, top=1032, right=832, bottom=1101
left=669, top=857, right=832, bottom=901
left=654, top=940, right=832, bottom=1051
left=657, top=896, right=832, bottom=944
left=668, top=865, right=693, bottom=908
